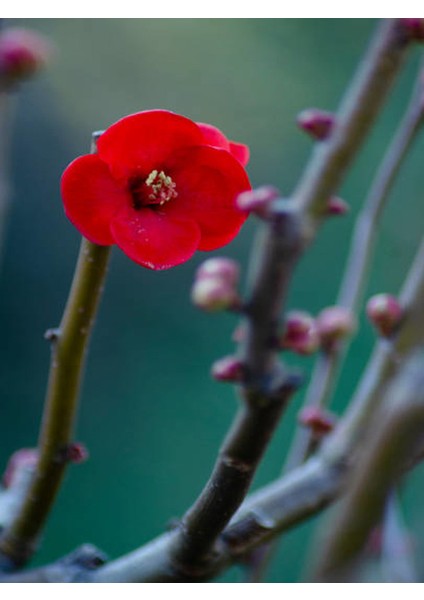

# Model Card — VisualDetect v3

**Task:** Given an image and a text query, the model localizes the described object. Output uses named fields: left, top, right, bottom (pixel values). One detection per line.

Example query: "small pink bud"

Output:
left=366, top=293, right=403, bottom=337
left=0, top=28, right=52, bottom=85
left=327, top=196, right=349, bottom=216
left=292, top=328, right=320, bottom=355
left=280, top=311, right=320, bottom=355
left=236, top=185, right=280, bottom=217
left=316, top=306, right=356, bottom=351
left=211, top=355, right=244, bottom=382
left=296, top=108, right=335, bottom=140
left=196, top=257, right=240, bottom=285
left=284, top=310, right=315, bottom=337
left=401, top=19, right=424, bottom=41
left=63, top=442, right=89, bottom=464
left=191, top=277, right=239, bottom=312
left=298, top=406, right=336, bottom=437
left=2, top=448, right=38, bottom=488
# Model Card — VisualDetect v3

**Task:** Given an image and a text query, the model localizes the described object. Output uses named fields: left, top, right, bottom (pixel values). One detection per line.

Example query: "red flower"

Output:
left=61, top=110, right=251, bottom=270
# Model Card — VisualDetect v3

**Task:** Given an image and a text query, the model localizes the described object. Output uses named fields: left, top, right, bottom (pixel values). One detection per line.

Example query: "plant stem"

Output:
left=0, top=238, right=110, bottom=568
left=168, top=203, right=303, bottom=577
left=310, top=352, right=424, bottom=582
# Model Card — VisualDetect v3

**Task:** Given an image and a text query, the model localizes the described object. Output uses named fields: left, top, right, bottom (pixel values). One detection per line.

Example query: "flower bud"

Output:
left=62, top=442, right=89, bottom=464
left=366, top=293, right=402, bottom=337
left=2, top=448, right=38, bottom=488
left=211, top=355, right=244, bottom=382
left=196, top=257, right=240, bottom=285
left=298, top=406, right=336, bottom=437
left=401, top=19, right=424, bottom=42
left=327, top=196, right=349, bottom=216
left=0, top=28, right=51, bottom=86
left=191, top=277, right=239, bottom=311
left=296, top=108, right=335, bottom=140
left=236, top=185, right=280, bottom=217
left=316, top=306, right=356, bottom=351
left=280, top=310, right=320, bottom=355
left=284, top=310, right=314, bottom=337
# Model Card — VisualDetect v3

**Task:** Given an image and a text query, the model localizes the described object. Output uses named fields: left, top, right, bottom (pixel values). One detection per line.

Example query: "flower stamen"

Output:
left=130, top=169, right=178, bottom=209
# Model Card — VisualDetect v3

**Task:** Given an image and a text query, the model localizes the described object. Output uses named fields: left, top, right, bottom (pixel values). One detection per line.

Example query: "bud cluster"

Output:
left=191, top=257, right=241, bottom=312
left=279, top=306, right=356, bottom=356
left=280, top=310, right=320, bottom=355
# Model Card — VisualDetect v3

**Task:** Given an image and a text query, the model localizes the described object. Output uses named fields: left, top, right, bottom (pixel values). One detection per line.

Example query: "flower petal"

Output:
left=110, top=205, right=201, bottom=270
left=61, top=154, right=128, bottom=245
left=164, top=146, right=251, bottom=251
left=229, top=141, right=250, bottom=166
left=197, top=122, right=250, bottom=166
left=97, top=110, right=203, bottom=182
left=197, top=122, right=231, bottom=151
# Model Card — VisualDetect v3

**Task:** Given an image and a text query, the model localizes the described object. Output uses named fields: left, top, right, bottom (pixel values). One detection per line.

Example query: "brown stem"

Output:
left=169, top=203, right=304, bottom=577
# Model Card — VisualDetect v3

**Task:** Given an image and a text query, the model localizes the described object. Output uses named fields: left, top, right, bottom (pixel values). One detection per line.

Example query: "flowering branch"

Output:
left=0, top=132, right=110, bottom=568
left=0, top=19, right=420, bottom=584
left=284, top=56, right=424, bottom=473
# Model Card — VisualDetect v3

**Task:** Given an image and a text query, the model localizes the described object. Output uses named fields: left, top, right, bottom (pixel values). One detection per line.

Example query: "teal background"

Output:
left=0, top=19, right=424, bottom=581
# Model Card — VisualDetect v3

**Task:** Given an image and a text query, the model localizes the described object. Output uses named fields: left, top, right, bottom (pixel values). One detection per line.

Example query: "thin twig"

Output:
left=295, top=19, right=410, bottom=222
left=310, top=352, right=424, bottom=582
left=285, top=56, right=424, bottom=472
left=379, top=491, right=418, bottom=583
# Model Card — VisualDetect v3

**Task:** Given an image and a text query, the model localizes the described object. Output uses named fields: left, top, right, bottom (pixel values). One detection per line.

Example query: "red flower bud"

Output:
left=211, top=355, right=244, bottom=382
left=296, top=108, right=335, bottom=140
left=2, top=448, right=38, bottom=488
left=196, top=257, right=240, bottom=285
left=236, top=185, right=280, bottom=217
left=191, top=277, right=239, bottom=312
left=0, top=28, right=51, bottom=85
left=316, top=306, right=356, bottom=351
left=62, top=442, right=89, bottom=464
left=327, top=196, right=349, bottom=216
left=366, top=293, right=402, bottom=337
left=401, top=19, right=424, bottom=41
left=298, top=406, right=336, bottom=437
left=280, top=311, right=320, bottom=355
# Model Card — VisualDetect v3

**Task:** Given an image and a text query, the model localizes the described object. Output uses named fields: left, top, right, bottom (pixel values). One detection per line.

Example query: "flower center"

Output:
left=130, top=169, right=178, bottom=209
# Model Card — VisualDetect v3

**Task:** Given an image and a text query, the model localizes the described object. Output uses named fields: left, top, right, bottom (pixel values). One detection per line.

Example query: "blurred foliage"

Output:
left=0, top=19, right=424, bottom=582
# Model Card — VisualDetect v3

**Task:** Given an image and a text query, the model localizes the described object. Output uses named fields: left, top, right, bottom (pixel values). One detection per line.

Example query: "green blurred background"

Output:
left=1, top=19, right=424, bottom=582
